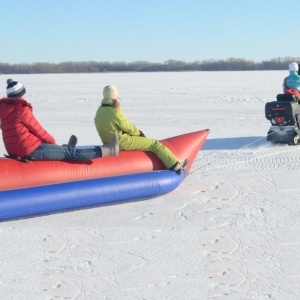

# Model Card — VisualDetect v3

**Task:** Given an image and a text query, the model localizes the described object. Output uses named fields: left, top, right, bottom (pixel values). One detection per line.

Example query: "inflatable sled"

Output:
left=0, top=129, right=209, bottom=221
left=265, top=94, right=300, bottom=145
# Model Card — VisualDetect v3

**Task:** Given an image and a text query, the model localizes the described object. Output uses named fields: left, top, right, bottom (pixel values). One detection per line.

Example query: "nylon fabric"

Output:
left=94, top=99, right=178, bottom=168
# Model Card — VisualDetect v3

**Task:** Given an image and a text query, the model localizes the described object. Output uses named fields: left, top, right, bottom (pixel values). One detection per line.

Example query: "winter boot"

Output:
left=170, top=158, right=188, bottom=174
left=100, top=133, right=119, bottom=157
left=67, top=135, right=78, bottom=148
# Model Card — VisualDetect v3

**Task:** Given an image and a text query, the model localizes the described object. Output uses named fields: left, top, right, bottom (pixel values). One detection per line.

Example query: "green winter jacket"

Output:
left=94, top=99, right=141, bottom=148
left=94, top=99, right=179, bottom=168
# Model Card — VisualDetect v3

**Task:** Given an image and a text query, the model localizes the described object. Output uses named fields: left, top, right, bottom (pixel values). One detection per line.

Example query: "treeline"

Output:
left=0, top=57, right=299, bottom=74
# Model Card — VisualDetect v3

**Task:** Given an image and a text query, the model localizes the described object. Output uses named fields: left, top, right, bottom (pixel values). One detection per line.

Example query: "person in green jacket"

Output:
left=94, top=85, right=188, bottom=174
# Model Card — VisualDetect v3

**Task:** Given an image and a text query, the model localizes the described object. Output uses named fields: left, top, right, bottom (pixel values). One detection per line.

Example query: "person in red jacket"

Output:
left=0, top=79, right=119, bottom=162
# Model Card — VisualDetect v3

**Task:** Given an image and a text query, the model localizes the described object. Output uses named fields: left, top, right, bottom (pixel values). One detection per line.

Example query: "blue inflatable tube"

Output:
left=0, top=170, right=184, bottom=221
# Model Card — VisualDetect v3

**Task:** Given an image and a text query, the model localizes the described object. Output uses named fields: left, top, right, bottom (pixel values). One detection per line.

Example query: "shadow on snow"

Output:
left=203, top=136, right=267, bottom=150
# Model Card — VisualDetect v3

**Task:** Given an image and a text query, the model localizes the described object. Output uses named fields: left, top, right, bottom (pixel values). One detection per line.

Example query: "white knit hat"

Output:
left=103, top=85, right=118, bottom=100
left=289, top=62, right=299, bottom=72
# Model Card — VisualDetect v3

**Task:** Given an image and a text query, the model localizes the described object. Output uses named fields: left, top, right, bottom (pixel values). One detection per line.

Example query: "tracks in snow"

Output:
left=192, top=145, right=300, bottom=173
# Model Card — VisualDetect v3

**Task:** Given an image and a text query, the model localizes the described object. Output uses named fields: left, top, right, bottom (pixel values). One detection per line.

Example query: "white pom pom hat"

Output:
left=289, top=62, right=299, bottom=72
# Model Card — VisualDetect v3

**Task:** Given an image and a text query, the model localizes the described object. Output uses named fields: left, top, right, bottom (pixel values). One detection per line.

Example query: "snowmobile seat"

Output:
left=277, top=94, right=299, bottom=102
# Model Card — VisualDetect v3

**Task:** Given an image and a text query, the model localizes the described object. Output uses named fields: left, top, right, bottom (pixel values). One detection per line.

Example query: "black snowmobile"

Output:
left=265, top=94, right=300, bottom=145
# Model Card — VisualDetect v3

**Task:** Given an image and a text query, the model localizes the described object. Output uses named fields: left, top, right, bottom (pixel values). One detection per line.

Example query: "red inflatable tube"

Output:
left=0, top=129, right=209, bottom=191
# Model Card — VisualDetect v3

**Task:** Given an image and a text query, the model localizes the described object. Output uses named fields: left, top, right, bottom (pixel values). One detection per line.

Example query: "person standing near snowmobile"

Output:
left=283, top=62, right=300, bottom=97
left=94, top=85, right=188, bottom=174
left=0, top=79, right=119, bottom=162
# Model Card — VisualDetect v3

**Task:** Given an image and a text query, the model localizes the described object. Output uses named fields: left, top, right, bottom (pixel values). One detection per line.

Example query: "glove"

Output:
left=139, top=130, right=146, bottom=137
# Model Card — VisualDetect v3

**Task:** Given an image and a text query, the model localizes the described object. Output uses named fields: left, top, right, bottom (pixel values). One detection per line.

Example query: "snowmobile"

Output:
left=265, top=94, right=300, bottom=145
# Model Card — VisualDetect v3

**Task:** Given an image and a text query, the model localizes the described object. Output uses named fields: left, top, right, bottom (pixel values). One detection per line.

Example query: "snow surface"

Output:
left=1, top=71, right=300, bottom=300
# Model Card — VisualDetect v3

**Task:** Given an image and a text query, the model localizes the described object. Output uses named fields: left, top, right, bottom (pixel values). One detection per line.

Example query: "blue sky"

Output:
left=2, top=0, right=300, bottom=63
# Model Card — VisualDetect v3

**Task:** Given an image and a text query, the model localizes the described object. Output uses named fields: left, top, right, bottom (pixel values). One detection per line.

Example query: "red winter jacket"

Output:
left=0, top=97, right=56, bottom=157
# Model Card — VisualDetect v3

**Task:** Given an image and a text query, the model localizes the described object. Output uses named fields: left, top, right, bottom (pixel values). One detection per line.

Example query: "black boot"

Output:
left=170, top=159, right=188, bottom=174
left=67, top=135, right=78, bottom=148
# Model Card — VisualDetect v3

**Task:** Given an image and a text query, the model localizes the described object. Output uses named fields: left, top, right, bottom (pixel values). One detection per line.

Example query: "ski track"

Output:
left=194, top=146, right=300, bottom=172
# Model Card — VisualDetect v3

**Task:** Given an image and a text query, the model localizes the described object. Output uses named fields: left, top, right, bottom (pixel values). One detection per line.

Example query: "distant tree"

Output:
left=1, top=57, right=300, bottom=74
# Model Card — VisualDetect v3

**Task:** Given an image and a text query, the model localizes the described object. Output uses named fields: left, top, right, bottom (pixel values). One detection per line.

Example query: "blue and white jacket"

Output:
left=283, top=71, right=300, bottom=91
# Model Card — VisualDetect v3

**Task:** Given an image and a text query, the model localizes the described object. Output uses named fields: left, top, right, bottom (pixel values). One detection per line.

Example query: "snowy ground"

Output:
left=0, top=71, right=300, bottom=300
